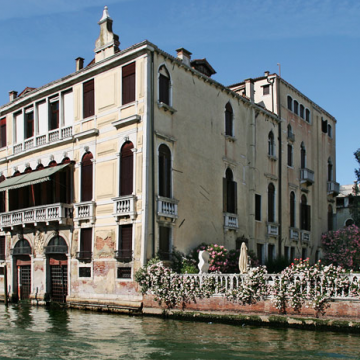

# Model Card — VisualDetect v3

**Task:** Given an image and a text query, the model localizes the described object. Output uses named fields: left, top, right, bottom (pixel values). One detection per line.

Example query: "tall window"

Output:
left=223, top=168, right=237, bottom=214
left=159, top=226, right=170, bottom=260
left=120, top=142, right=134, bottom=196
left=158, top=144, right=171, bottom=198
left=328, top=158, right=333, bottom=181
left=225, top=102, right=233, bottom=136
left=25, top=108, right=34, bottom=139
left=290, top=191, right=295, bottom=228
left=300, top=142, right=306, bottom=169
left=0, top=118, right=6, bottom=148
left=305, top=109, right=310, bottom=123
left=322, top=118, right=328, bottom=133
left=327, top=124, right=332, bottom=138
left=255, top=194, right=261, bottom=221
left=300, top=104, right=304, bottom=119
left=79, top=228, right=92, bottom=260
left=83, top=79, right=95, bottom=118
left=118, top=224, right=132, bottom=261
left=268, top=183, right=275, bottom=222
left=300, top=195, right=311, bottom=231
left=122, top=62, right=135, bottom=105
left=159, top=66, right=170, bottom=105
left=294, top=100, right=299, bottom=115
left=0, top=236, right=5, bottom=261
left=287, top=144, right=293, bottom=167
left=81, top=152, right=93, bottom=202
left=49, top=97, right=59, bottom=130
left=268, top=131, right=275, bottom=156
left=257, top=244, right=264, bottom=265
left=328, top=205, right=333, bottom=231
left=287, top=96, right=293, bottom=111
left=287, top=124, right=293, bottom=139
left=263, top=85, right=270, bottom=95
left=0, top=175, right=5, bottom=213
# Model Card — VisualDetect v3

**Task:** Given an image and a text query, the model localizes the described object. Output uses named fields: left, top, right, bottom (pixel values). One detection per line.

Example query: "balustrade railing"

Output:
left=300, top=168, right=315, bottom=184
left=224, top=213, right=238, bottom=230
left=0, top=203, right=73, bottom=229
left=157, top=197, right=178, bottom=218
left=112, top=195, right=136, bottom=220
left=74, top=201, right=95, bottom=224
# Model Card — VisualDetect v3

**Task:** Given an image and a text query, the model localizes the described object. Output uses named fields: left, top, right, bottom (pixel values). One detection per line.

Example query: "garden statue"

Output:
left=198, top=250, right=210, bottom=273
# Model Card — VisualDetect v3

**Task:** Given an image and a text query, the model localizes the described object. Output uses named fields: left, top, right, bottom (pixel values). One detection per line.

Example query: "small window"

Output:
left=322, top=118, right=328, bottom=133
left=0, top=268, right=4, bottom=276
left=225, top=102, right=233, bottom=136
left=257, top=244, right=264, bottom=265
left=305, top=109, right=310, bottom=123
left=159, top=226, right=171, bottom=261
left=263, top=85, right=270, bottom=95
left=287, top=144, right=293, bottom=167
left=122, top=62, right=135, bottom=105
left=159, top=66, right=170, bottom=105
left=327, top=124, right=332, bottom=138
left=287, top=96, right=292, bottom=111
left=255, top=194, right=261, bottom=221
left=0, top=118, right=6, bottom=148
left=268, top=131, right=275, bottom=156
left=117, top=267, right=131, bottom=279
left=83, top=79, right=95, bottom=118
left=293, top=100, right=299, bottom=115
left=299, top=104, right=304, bottom=119
left=268, top=183, right=275, bottom=223
left=79, top=267, right=91, bottom=277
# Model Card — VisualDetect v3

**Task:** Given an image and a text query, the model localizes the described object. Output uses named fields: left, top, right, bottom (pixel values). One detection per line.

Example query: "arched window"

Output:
left=120, top=142, right=134, bottom=196
left=158, top=144, right=171, bottom=198
left=345, top=218, right=354, bottom=227
left=223, top=168, right=237, bottom=214
left=81, top=152, right=93, bottom=202
left=327, top=124, right=332, bottom=138
left=290, top=191, right=295, bottom=228
left=225, top=102, right=233, bottom=136
left=300, top=195, right=311, bottom=231
left=159, top=65, right=171, bottom=105
left=13, top=239, right=31, bottom=255
left=305, top=109, right=311, bottom=123
left=268, top=183, right=275, bottom=222
left=294, top=100, right=299, bottom=115
left=300, top=142, right=306, bottom=169
left=328, top=205, right=333, bottom=231
left=287, top=124, right=292, bottom=139
left=268, top=131, right=275, bottom=156
left=328, top=158, right=333, bottom=182
left=287, top=143, right=293, bottom=167
left=287, top=96, right=293, bottom=111
left=300, top=104, right=304, bottom=119
left=46, top=236, right=68, bottom=254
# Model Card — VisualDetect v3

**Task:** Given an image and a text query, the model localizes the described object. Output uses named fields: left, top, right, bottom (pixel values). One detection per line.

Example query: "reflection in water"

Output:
left=0, top=304, right=360, bottom=359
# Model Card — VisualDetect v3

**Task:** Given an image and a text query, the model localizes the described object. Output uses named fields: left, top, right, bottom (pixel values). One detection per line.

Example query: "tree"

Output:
left=350, top=149, right=360, bottom=226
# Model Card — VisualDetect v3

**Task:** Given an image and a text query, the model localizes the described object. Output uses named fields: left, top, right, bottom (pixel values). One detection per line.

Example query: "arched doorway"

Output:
left=11, top=239, right=32, bottom=300
left=45, top=236, right=68, bottom=303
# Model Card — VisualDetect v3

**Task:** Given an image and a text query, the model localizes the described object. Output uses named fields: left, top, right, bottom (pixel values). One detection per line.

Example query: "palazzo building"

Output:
left=0, top=7, right=337, bottom=307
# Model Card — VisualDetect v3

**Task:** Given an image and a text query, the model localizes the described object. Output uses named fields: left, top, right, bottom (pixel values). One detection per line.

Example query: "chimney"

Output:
left=176, top=48, right=192, bottom=67
left=264, top=71, right=270, bottom=77
left=9, top=90, right=18, bottom=102
left=76, top=57, right=84, bottom=71
left=94, top=6, right=120, bottom=63
left=244, top=79, right=254, bottom=102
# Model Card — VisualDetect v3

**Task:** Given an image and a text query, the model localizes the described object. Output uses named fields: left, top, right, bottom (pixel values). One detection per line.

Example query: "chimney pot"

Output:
left=176, top=47, right=192, bottom=67
left=264, top=71, right=270, bottom=77
left=9, top=90, right=18, bottom=102
left=76, top=57, right=85, bottom=71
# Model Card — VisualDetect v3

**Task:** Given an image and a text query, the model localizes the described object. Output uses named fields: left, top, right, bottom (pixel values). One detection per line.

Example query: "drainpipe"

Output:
left=151, top=52, right=155, bottom=258
left=276, top=76, right=282, bottom=257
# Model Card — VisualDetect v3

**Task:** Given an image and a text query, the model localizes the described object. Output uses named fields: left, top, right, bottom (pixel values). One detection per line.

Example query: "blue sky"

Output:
left=0, top=0, right=359, bottom=185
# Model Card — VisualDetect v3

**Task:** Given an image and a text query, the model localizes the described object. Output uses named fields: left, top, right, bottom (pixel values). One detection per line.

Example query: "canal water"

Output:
left=0, top=304, right=360, bottom=359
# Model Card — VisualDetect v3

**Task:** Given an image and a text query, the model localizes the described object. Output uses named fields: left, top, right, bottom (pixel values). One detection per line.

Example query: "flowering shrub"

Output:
left=322, top=225, right=360, bottom=270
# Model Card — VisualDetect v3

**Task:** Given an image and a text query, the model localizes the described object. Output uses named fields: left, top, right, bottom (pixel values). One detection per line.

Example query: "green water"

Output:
left=0, top=304, right=359, bottom=359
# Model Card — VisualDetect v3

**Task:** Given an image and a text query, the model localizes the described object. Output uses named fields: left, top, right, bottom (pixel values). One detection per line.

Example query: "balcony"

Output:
left=267, top=223, right=279, bottom=236
left=157, top=197, right=178, bottom=220
left=76, top=251, right=92, bottom=262
left=74, top=201, right=95, bottom=224
left=289, top=228, right=299, bottom=241
left=0, top=203, right=73, bottom=230
left=224, top=213, right=239, bottom=231
left=44, top=245, right=68, bottom=254
left=301, top=231, right=310, bottom=243
left=112, top=195, right=136, bottom=221
left=287, top=132, right=295, bottom=142
left=300, top=168, right=314, bottom=185
left=115, top=249, right=133, bottom=262
left=327, top=181, right=340, bottom=195
left=13, top=126, right=73, bottom=156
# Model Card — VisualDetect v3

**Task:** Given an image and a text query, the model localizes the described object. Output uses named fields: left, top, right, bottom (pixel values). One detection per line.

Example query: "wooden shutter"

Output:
left=0, top=118, right=6, bottom=148
left=159, top=74, right=170, bottom=105
left=0, top=236, right=5, bottom=260
left=50, top=101, right=59, bottom=130
left=122, top=63, right=135, bottom=105
left=290, top=192, right=295, bottom=228
left=83, top=79, right=95, bottom=118
left=228, top=180, right=237, bottom=214
left=159, top=145, right=171, bottom=198
left=120, top=225, right=132, bottom=251
left=159, top=226, right=170, bottom=260
left=255, top=194, right=261, bottom=221
left=225, top=103, right=233, bottom=136
left=120, top=142, right=134, bottom=196
left=81, top=152, right=93, bottom=201
left=268, top=184, right=275, bottom=222
left=81, top=228, right=92, bottom=253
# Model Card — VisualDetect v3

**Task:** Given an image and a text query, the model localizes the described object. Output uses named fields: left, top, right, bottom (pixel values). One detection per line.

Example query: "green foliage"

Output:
left=265, top=256, right=291, bottom=274
left=350, top=149, right=360, bottom=226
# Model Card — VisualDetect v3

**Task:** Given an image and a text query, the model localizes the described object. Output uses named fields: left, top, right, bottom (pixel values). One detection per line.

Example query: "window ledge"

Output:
left=222, top=133, right=236, bottom=142
left=157, top=102, right=177, bottom=114
left=112, top=115, right=141, bottom=130
left=268, top=154, right=277, bottom=161
left=73, top=128, right=99, bottom=140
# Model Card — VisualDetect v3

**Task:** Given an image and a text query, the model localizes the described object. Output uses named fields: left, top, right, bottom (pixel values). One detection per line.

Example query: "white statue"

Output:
left=198, top=250, right=210, bottom=274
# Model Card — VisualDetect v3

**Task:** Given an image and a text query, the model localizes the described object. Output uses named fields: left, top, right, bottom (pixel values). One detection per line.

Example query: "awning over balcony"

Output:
left=0, top=163, right=69, bottom=191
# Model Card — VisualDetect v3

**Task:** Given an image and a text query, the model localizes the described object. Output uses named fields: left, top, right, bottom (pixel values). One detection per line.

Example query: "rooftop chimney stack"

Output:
left=176, top=48, right=192, bottom=67
left=76, top=57, right=85, bottom=71
left=9, top=90, right=18, bottom=102
left=244, top=79, right=254, bottom=102
left=264, top=71, right=270, bottom=77
left=94, top=6, right=120, bottom=63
